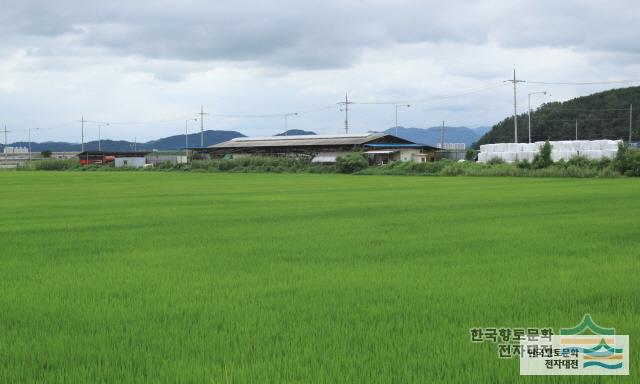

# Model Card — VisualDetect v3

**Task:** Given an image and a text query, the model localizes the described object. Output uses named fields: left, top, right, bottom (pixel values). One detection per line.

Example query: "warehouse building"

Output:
left=196, top=133, right=438, bottom=164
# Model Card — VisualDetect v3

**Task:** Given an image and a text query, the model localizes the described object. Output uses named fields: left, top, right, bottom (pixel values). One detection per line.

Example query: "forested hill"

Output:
left=476, top=86, right=640, bottom=146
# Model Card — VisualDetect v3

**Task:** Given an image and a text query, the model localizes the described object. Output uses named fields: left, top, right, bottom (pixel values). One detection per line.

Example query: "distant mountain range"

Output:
left=0, top=130, right=245, bottom=152
left=1, top=126, right=491, bottom=153
left=384, top=126, right=491, bottom=147
left=275, top=129, right=316, bottom=136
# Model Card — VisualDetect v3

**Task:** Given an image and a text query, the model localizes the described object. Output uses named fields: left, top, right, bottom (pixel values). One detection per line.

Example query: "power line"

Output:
left=7, top=121, right=77, bottom=133
left=524, top=79, right=640, bottom=86
left=353, top=83, right=508, bottom=105
left=538, top=106, right=632, bottom=112
left=535, top=117, right=629, bottom=123
left=210, top=112, right=296, bottom=119
left=207, top=105, right=336, bottom=119
left=96, top=118, right=189, bottom=126
left=4, top=74, right=639, bottom=142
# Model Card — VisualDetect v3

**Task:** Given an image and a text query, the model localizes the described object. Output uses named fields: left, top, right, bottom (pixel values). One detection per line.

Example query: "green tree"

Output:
left=614, top=143, right=640, bottom=176
left=464, top=149, right=477, bottom=161
left=41, top=150, right=52, bottom=158
left=336, top=153, right=368, bottom=174
left=532, top=141, right=553, bottom=169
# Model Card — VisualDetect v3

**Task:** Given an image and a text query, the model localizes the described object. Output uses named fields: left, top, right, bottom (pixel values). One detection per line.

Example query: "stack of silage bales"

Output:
left=580, top=140, right=620, bottom=160
left=478, top=142, right=541, bottom=162
left=477, top=140, right=621, bottom=163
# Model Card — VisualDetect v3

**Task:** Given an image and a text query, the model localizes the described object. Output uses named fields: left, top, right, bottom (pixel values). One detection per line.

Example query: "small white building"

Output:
left=3, top=146, right=29, bottom=154
left=437, top=143, right=466, bottom=150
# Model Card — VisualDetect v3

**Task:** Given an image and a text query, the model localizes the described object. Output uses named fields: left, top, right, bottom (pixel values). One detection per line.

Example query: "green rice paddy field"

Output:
left=0, top=172, right=638, bottom=383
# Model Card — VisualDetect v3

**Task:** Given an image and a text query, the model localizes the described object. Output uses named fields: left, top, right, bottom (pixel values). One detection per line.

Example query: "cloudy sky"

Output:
left=1, top=0, right=639, bottom=142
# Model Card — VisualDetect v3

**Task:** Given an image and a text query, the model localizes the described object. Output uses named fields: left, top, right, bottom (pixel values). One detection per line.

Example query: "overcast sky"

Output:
left=1, top=0, right=639, bottom=142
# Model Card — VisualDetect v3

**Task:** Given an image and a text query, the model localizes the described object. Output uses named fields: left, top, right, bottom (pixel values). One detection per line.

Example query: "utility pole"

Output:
left=630, top=104, right=633, bottom=144
left=338, top=93, right=354, bottom=134
left=79, top=116, right=87, bottom=152
left=3, top=125, right=8, bottom=161
left=506, top=69, right=525, bottom=143
left=575, top=120, right=578, bottom=140
left=440, top=121, right=445, bottom=149
left=197, top=106, right=209, bottom=147
left=344, top=93, right=349, bottom=134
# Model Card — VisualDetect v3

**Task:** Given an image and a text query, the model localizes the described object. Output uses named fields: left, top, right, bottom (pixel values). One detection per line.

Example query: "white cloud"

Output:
left=0, top=0, right=639, bottom=142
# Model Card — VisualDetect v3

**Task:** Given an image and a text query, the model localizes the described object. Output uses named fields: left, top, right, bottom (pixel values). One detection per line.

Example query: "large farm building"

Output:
left=195, top=133, right=439, bottom=164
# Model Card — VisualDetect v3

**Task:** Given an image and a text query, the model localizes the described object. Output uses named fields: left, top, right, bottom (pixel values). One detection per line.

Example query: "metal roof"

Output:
left=230, top=133, right=372, bottom=142
left=365, top=143, right=435, bottom=149
left=210, top=133, right=399, bottom=148
left=77, top=151, right=149, bottom=157
left=364, top=150, right=398, bottom=154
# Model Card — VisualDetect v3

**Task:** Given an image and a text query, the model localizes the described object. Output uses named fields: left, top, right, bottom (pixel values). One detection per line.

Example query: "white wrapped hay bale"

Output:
left=597, top=140, right=608, bottom=150
left=578, top=141, right=594, bottom=151
left=525, top=143, right=542, bottom=152
left=569, top=141, right=582, bottom=151
left=495, top=143, right=508, bottom=152
left=602, top=149, right=617, bottom=159
left=606, top=140, right=623, bottom=150
left=557, top=141, right=573, bottom=152
left=501, top=152, right=516, bottom=162
left=505, top=143, right=519, bottom=152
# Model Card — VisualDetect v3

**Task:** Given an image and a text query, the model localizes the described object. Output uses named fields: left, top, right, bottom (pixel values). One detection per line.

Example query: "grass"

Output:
left=0, top=172, right=638, bottom=383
